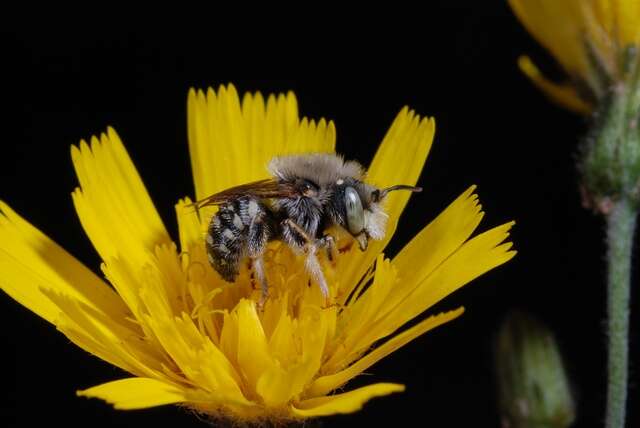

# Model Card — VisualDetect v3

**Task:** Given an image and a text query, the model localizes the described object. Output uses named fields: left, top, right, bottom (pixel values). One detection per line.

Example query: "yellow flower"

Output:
left=0, top=84, right=515, bottom=422
left=509, top=0, right=640, bottom=114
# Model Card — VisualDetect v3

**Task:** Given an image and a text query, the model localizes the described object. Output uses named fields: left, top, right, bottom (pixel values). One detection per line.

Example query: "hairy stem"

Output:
left=605, top=197, right=635, bottom=428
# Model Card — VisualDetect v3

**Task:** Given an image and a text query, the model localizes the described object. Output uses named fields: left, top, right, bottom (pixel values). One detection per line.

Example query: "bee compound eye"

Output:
left=344, top=186, right=365, bottom=235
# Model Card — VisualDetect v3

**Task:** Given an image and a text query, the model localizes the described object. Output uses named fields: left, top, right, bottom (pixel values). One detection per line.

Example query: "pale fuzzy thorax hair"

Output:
left=268, top=153, right=364, bottom=186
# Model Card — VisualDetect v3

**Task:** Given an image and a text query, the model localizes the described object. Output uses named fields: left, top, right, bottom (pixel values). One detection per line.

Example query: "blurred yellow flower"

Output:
left=0, top=84, right=515, bottom=422
left=509, top=0, right=640, bottom=113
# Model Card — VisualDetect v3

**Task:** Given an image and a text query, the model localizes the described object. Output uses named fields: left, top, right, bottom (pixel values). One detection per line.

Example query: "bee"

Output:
left=193, top=153, right=421, bottom=305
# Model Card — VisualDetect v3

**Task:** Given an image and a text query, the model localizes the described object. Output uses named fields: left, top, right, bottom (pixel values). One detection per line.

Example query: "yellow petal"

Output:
left=291, top=383, right=405, bottom=417
left=0, top=201, right=128, bottom=325
left=187, top=84, right=335, bottom=203
left=518, top=56, right=592, bottom=114
left=134, top=257, right=246, bottom=398
left=327, top=193, right=481, bottom=373
left=585, top=0, right=640, bottom=73
left=379, top=222, right=516, bottom=341
left=327, top=187, right=481, bottom=371
left=324, top=255, right=398, bottom=371
left=610, top=0, right=640, bottom=47
left=257, top=306, right=329, bottom=406
left=509, top=0, right=589, bottom=79
left=390, top=186, right=482, bottom=313
left=175, top=198, right=202, bottom=253
left=338, top=108, right=435, bottom=301
left=309, top=308, right=463, bottom=397
left=78, top=378, right=187, bottom=410
left=220, top=310, right=240, bottom=369
left=44, top=289, right=166, bottom=380
left=368, top=108, right=435, bottom=227
left=333, top=221, right=514, bottom=368
left=167, top=316, right=248, bottom=405
left=71, top=127, right=171, bottom=266
left=236, top=299, right=277, bottom=394
left=257, top=357, right=321, bottom=408
left=266, top=301, right=297, bottom=365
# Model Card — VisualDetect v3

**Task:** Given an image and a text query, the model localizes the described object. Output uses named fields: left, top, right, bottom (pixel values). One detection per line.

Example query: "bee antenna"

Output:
left=373, top=185, right=422, bottom=202
left=185, top=200, right=202, bottom=217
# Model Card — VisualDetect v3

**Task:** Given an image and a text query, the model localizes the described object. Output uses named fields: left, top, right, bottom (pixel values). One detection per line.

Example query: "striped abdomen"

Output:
left=206, top=196, right=274, bottom=282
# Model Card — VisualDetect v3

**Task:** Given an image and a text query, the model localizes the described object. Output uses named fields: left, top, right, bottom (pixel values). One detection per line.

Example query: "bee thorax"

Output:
left=274, top=197, right=323, bottom=241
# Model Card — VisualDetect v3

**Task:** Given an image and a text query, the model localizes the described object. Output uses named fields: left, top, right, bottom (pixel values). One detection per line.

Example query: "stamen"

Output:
left=190, top=288, right=223, bottom=320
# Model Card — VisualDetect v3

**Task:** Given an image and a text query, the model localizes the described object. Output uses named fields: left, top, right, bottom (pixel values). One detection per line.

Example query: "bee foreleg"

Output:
left=316, top=234, right=337, bottom=263
left=281, top=218, right=313, bottom=247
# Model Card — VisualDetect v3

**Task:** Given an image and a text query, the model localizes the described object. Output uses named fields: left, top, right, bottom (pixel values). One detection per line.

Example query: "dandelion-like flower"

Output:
left=509, top=0, right=640, bottom=114
left=0, top=84, right=515, bottom=422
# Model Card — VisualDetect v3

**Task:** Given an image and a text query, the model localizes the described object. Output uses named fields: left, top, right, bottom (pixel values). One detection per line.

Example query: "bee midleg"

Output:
left=281, top=218, right=330, bottom=301
left=304, top=247, right=330, bottom=301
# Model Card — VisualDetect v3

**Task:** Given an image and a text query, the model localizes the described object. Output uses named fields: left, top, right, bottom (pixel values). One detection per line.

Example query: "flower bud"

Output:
left=496, top=311, right=575, bottom=428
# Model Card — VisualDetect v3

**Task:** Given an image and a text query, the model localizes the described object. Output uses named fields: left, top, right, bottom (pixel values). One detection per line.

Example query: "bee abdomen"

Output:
left=206, top=201, right=247, bottom=282
left=206, top=197, right=274, bottom=282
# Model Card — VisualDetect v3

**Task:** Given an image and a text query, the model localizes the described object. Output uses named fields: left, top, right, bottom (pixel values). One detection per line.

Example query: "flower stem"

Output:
left=605, top=197, right=636, bottom=428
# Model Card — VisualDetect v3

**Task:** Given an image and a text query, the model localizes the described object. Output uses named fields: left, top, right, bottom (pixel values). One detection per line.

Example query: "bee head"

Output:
left=341, top=183, right=422, bottom=251
left=267, top=153, right=421, bottom=251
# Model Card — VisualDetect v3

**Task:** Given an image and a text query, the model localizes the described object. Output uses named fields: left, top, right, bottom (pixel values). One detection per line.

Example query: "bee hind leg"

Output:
left=252, top=256, right=269, bottom=309
left=247, top=205, right=274, bottom=309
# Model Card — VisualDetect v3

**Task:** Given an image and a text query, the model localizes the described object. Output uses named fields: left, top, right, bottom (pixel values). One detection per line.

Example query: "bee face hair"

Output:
left=268, top=153, right=415, bottom=243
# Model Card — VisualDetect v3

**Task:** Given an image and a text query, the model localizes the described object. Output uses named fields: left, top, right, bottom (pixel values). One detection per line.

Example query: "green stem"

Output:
left=605, top=197, right=636, bottom=428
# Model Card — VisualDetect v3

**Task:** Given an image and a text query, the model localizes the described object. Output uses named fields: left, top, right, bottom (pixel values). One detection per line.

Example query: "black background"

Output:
left=1, top=4, right=637, bottom=427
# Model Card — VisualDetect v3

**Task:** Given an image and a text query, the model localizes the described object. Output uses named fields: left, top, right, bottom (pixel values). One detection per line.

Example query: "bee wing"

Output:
left=191, top=179, right=297, bottom=209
